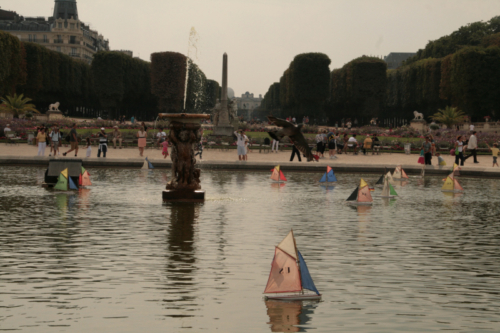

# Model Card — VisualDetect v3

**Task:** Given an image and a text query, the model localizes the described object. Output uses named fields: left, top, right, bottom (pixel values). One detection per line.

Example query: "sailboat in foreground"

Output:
left=319, top=166, right=337, bottom=183
left=379, top=175, right=398, bottom=198
left=441, top=175, right=464, bottom=193
left=375, top=167, right=387, bottom=186
left=392, top=165, right=409, bottom=181
left=271, top=165, right=287, bottom=183
left=346, top=179, right=373, bottom=205
left=264, top=230, right=321, bottom=301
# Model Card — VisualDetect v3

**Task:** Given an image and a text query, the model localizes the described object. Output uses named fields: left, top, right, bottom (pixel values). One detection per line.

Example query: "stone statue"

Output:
left=166, top=122, right=202, bottom=191
left=49, top=102, right=60, bottom=111
left=413, top=111, right=424, bottom=120
left=212, top=99, right=237, bottom=127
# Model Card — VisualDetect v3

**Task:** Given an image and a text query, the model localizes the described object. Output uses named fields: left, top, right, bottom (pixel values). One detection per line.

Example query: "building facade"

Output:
left=0, top=0, right=109, bottom=64
left=235, top=92, right=263, bottom=119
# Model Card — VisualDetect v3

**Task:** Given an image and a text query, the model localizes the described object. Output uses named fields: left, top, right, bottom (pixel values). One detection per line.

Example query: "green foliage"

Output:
left=204, top=80, right=220, bottom=110
left=0, top=31, right=26, bottom=96
left=150, top=52, right=187, bottom=112
left=0, top=93, right=39, bottom=117
left=261, top=82, right=280, bottom=115
left=330, top=56, right=387, bottom=119
left=430, top=106, right=466, bottom=128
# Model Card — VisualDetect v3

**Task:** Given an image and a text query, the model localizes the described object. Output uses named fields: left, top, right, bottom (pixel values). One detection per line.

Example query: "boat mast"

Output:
left=290, top=229, right=303, bottom=294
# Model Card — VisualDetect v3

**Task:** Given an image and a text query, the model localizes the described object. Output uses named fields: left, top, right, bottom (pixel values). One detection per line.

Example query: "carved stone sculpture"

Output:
left=413, top=111, right=424, bottom=120
left=49, top=102, right=60, bottom=111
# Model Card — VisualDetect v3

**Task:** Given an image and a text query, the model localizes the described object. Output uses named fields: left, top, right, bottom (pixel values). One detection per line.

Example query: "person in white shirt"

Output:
left=156, top=127, right=167, bottom=148
left=469, top=124, right=474, bottom=132
left=348, top=134, right=359, bottom=155
left=465, top=131, right=479, bottom=163
left=4, top=124, right=11, bottom=133
left=234, top=130, right=248, bottom=161
left=49, top=126, right=62, bottom=156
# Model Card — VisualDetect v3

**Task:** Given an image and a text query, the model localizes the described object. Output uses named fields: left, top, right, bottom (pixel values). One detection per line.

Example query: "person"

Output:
left=326, top=129, right=338, bottom=159
left=469, top=123, right=474, bottom=132
left=341, top=133, right=349, bottom=154
left=292, top=117, right=296, bottom=124
left=354, top=118, right=358, bottom=127
left=141, top=121, right=148, bottom=132
left=485, top=142, right=499, bottom=167
left=137, top=126, right=147, bottom=157
left=429, top=134, right=436, bottom=156
left=63, top=123, right=78, bottom=157
left=362, top=135, right=372, bottom=155
left=422, top=136, right=432, bottom=165
left=454, top=135, right=465, bottom=166
left=195, top=129, right=203, bottom=160
left=341, top=118, right=345, bottom=129
left=85, top=137, right=92, bottom=157
left=436, top=153, right=446, bottom=166
left=162, top=139, right=169, bottom=159
left=4, top=124, right=11, bottom=132
left=97, top=127, right=108, bottom=158
left=131, top=116, right=135, bottom=124
left=271, top=137, right=279, bottom=153
left=289, top=140, right=302, bottom=162
left=347, top=121, right=352, bottom=131
left=465, top=131, right=479, bottom=163
left=372, top=134, right=380, bottom=154
left=49, top=126, right=62, bottom=156
left=335, top=121, right=338, bottom=130
left=36, top=128, right=47, bottom=156
left=315, top=130, right=325, bottom=158
left=348, top=134, right=359, bottom=155
left=156, top=127, right=167, bottom=148
left=112, top=126, right=122, bottom=149
left=234, top=130, right=248, bottom=161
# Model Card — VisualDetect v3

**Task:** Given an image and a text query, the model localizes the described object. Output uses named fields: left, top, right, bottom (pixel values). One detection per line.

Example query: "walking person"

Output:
left=36, top=128, right=47, bottom=156
left=97, top=128, right=108, bottom=158
left=465, top=131, right=479, bottom=163
left=315, top=130, right=324, bottom=158
left=85, top=138, right=92, bottom=157
left=289, top=140, right=302, bottom=162
left=271, top=137, right=279, bottom=153
left=422, top=136, right=432, bottom=165
left=156, top=127, right=166, bottom=148
left=162, top=139, right=169, bottom=159
left=137, top=126, right=147, bottom=157
left=49, top=127, right=62, bottom=156
left=454, top=135, right=465, bottom=166
left=326, top=129, right=338, bottom=159
left=194, top=129, right=203, bottom=160
left=112, top=126, right=123, bottom=149
left=63, top=123, right=79, bottom=157
left=234, top=130, right=248, bottom=161
left=485, top=142, right=499, bottom=167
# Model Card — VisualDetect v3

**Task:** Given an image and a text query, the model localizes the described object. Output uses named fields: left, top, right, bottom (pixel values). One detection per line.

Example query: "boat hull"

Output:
left=265, top=294, right=322, bottom=301
left=346, top=201, right=373, bottom=206
left=379, top=195, right=396, bottom=198
left=392, top=178, right=409, bottom=181
left=441, top=190, right=464, bottom=193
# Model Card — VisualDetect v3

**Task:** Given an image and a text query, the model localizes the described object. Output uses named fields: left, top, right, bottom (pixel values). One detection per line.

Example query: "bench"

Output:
left=5, top=132, right=21, bottom=145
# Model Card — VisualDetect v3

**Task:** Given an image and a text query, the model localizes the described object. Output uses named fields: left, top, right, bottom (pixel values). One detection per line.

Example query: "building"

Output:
left=0, top=0, right=109, bottom=64
left=235, top=92, right=263, bottom=119
left=383, top=52, right=416, bottom=69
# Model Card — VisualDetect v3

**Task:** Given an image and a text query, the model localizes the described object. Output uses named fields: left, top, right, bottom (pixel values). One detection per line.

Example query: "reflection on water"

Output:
left=265, top=300, right=317, bottom=332
left=1, top=167, right=500, bottom=332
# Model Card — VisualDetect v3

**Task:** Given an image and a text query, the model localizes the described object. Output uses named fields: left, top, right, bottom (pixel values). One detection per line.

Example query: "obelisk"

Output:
left=213, top=53, right=235, bottom=136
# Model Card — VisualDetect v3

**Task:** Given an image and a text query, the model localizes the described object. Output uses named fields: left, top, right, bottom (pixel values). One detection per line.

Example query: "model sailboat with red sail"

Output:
left=271, top=165, right=287, bottom=182
left=264, top=230, right=321, bottom=301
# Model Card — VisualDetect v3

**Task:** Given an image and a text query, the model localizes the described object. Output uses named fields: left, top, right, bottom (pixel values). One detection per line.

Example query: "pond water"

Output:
left=1, top=167, right=500, bottom=332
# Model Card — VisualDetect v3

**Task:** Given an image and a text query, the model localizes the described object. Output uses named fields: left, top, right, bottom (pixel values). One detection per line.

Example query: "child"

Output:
left=194, top=139, right=203, bottom=160
left=486, top=142, right=499, bottom=167
left=86, top=137, right=92, bottom=157
left=161, top=139, right=169, bottom=159
left=436, top=152, right=446, bottom=166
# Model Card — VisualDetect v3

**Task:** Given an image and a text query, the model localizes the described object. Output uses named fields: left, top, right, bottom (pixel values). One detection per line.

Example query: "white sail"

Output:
left=381, top=176, right=390, bottom=197
left=393, top=166, right=402, bottom=179
left=277, top=230, right=298, bottom=260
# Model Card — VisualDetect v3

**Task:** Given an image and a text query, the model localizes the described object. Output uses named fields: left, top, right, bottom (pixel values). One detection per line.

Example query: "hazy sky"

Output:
left=2, top=0, right=500, bottom=97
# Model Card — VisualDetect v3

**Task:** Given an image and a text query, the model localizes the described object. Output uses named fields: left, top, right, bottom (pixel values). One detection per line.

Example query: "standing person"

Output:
left=429, top=134, right=436, bottom=156
left=292, top=117, right=296, bottom=124
left=97, top=128, right=108, bottom=158
left=137, top=126, right=147, bottom=157
left=485, top=142, right=499, bottom=167
left=112, top=126, right=123, bottom=149
left=63, top=123, right=78, bottom=157
left=335, top=121, right=338, bottom=131
left=315, top=130, right=325, bottom=158
left=49, top=126, right=62, bottom=156
left=454, top=135, right=465, bottom=166
left=422, top=136, right=432, bottom=165
left=326, top=129, right=338, bottom=159
left=372, top=134, right=380, bottom=154
left=469, top=123, right=474, bottom=132
left=141, top=121, right=148, bottom=132
left=131, top=116, right=135, bottom=124
left=341, top=133, right=349, bottom=154
left=341, top=118, right=345, bottom=129
left=85, top=138, right=92, bottom=157
left=354, top=118, right=358, bottom=128
left=465, top=131, right=479, bottom=163
left=156, top=127, right=167, bottom=148
left=289, top=140, right=302, bottom=162
left=234, top=130, right=248, bottom=161
left=347, top=120, right=352, bottom=131
left=36, top=128, right=47, bottom=156
left=271, top=137, right=279, bottom=153
left=162, top=139, right=170, bottom=159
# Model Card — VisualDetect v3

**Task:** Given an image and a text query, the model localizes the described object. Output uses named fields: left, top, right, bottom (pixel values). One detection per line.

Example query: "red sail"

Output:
left=264, top=248, right=302, bottom=294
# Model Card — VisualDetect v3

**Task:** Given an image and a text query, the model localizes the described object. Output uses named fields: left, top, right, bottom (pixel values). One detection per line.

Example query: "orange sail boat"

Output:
left=264, top=230, right=321, bottom=301
left=392, top=165, right=409, bottom=181
left=346, top=179, right=373, bottom=205
left=441, top=175, right=464, bottom=193
left=271, top=165, right=287, bottom=182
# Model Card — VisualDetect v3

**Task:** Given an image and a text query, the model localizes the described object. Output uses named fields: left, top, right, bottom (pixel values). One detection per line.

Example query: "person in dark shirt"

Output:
left=63, top=123, right=78, bottom=157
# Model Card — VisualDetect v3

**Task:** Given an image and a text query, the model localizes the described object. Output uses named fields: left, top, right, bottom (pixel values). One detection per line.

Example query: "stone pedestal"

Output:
left=47, top=110, right=64, bottom=120
left=163, top=190, right=205, bottom=202
left=410, top=120, right=427, bottom=132
left=213, top=125, right=235, bottom=136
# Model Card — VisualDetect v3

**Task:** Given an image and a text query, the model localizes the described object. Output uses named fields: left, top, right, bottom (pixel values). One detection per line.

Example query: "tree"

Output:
left=0, top=93, right=39, bottom=118
left=150, top=52, right=187, bottom=113
left=430, top=106, right=466, bottom=128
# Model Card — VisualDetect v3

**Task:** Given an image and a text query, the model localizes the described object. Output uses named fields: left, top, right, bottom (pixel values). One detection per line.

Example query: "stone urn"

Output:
left=159, top=113, right=210, bottom=202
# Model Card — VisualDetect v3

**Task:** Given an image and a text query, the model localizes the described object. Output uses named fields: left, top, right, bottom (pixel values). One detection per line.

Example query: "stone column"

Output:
left=213, top=53, right=235, bottom=136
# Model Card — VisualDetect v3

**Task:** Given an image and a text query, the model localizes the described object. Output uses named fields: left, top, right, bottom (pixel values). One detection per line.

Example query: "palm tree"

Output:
left=0, top=94, right=39, bottom=118
left=430, top=106, right=466, bottom=129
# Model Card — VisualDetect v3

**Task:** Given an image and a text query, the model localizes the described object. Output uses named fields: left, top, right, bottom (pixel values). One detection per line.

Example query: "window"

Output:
left=70, top=23, right=75, bottom=29
left=43, top=35, right=47, bottom=42
left=58, top=22, right=62, bottom=29
left=70, top=36, right=76, bottom=44
left=28, top=34, right=32, bottom=42
left=56, top=47, right=61, bottom=52
left=71, top=47, right=77, bottom=56
left=33, top=35, right=37, bottom=42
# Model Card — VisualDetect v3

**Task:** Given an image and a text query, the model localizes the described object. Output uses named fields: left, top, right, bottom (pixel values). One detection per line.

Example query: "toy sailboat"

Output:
left=392, top=165, right=409, bottom=181
left=375, top=168, right=387, bottom=186
left=346, top=179, right=373, bottom=205
left=146, top=157, right=154, bottom=169
left=79, top=166, right=92, bottom=187
left=420, top=165, right=425, bottom=179
left=54, top=168, right=78, bottom=191
left=380, top=175, right=398, bottom=198
left=264, top=230, right=321, bottom=301
left=319, top=166, right=337, bottom=183
left=441, top=175, right=464, bottom=193
left=271, top=165, right=287, bottom=182
left=451, top=163, right=460, bottom=176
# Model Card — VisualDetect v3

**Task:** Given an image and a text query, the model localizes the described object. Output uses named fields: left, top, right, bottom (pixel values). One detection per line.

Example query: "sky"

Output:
left=2, top=0, right=500, bottom=97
